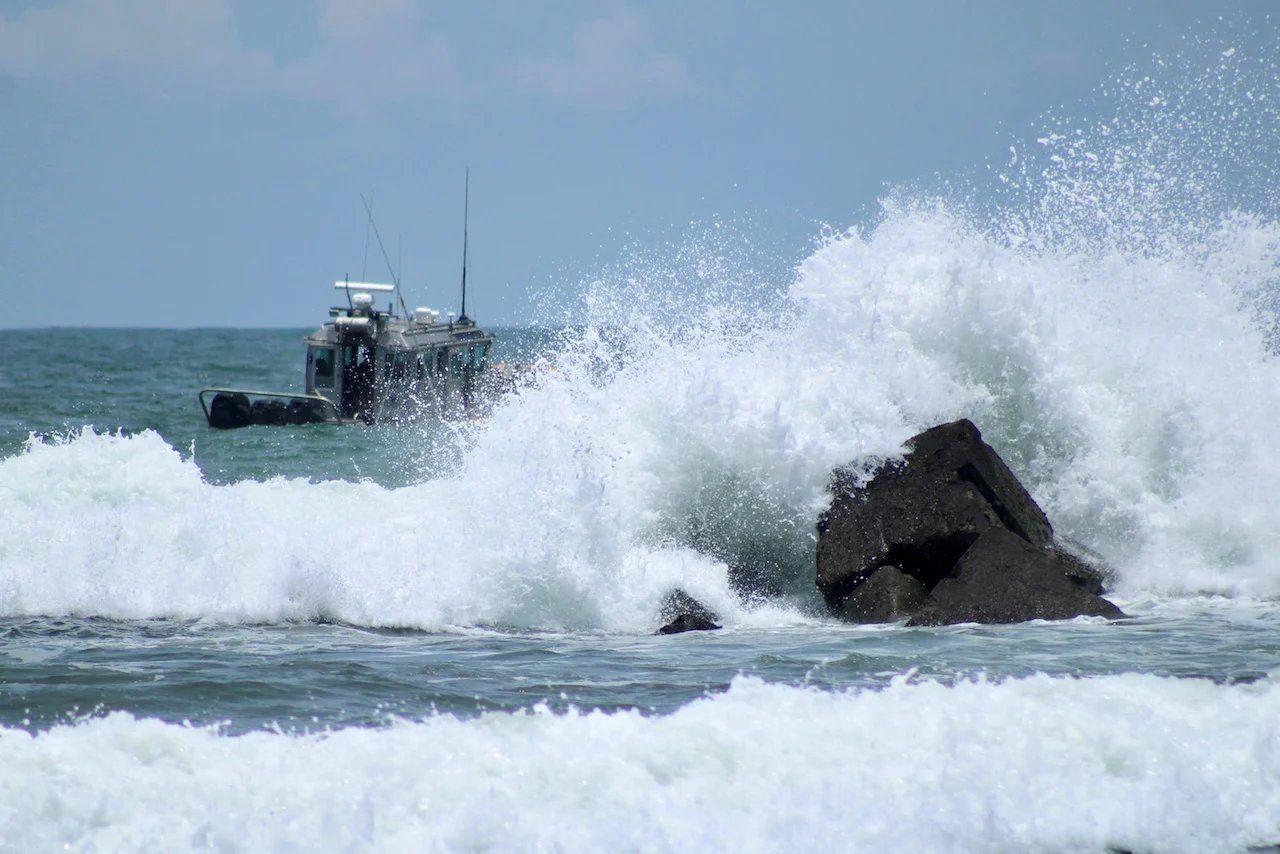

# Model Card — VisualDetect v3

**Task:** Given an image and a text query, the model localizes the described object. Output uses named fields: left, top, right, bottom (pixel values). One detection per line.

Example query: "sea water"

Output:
left=6, top=29, right=1280, bottom=854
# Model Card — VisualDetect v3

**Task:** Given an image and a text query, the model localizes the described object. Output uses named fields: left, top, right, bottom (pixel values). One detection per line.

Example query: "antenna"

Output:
left=459, top=168, right=470, bottom=322
left=360, top=192, right=410, bottom=317
left=361, top=189, right=374, bottom=281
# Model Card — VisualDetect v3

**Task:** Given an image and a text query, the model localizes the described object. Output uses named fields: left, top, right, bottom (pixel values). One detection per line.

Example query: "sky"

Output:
left=0, top=0, right=1274, bottom=328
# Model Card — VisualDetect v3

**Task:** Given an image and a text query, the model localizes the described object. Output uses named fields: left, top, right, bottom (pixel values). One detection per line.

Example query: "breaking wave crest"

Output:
left=5, top=24, right=1280, bottom=626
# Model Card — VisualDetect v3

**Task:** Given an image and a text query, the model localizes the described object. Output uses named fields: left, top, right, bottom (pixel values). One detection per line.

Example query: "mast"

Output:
left=459, top=169, right=470, bottom=322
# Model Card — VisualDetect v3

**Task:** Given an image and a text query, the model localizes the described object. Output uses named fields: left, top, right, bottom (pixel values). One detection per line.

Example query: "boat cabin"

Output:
left=305, top=281, right=495, bottom=423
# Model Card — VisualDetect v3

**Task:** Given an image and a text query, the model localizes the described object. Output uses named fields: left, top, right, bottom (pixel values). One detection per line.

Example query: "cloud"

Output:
left=0, top=1, right=691, bottom=111
left=0, top=0, right=274, bottom=96
left=513, top=4, right=693, bottom=108
left=277, top=0, right=480, bottom=106
left=0, top=0, right=475, bottom=106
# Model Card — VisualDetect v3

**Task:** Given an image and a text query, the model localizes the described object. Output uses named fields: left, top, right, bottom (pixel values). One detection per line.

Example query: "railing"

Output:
left=198, top=387, right=344, bottom=427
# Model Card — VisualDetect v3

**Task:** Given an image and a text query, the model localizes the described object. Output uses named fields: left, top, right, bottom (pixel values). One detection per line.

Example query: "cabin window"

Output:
left=392, top=353, right=408, bottom=380
left=436, top=350, right=448, bottom=375
left=312, top=348, right=336, bottom=389
left=383, top=352, right=393, bottom=379
left=416, top=356, right=425, bottom=380
left=472, top=344, right=488, bottom=370
left=449, top=349, right=465, bottom=378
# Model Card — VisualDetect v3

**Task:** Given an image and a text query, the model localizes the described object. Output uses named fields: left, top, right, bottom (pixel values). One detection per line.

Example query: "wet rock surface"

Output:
left=656, top=590, right=722, bottom=635
left=906, top=528, right=1125, bottom=626
left=1053, top=536, right=1116, bottom=596
left=816, top=419, right=1124, bottom=626
left=657, top=613, right=722, bottom=635
left=841, top=566, right=929, bottom=623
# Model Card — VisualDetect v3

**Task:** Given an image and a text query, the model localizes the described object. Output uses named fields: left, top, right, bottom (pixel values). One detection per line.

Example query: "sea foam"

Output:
left=2, top=674, right=1278, bottom=853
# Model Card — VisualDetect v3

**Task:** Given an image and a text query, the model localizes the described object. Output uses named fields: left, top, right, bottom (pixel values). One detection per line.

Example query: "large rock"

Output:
left=816, top=419, right=1054, bottom=611
left=815, top=419, right=1124, bottom=625
left=906, top=528, right=1126, bottom=626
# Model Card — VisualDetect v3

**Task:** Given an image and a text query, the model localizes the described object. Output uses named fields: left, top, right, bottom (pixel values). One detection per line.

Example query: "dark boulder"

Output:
left=906, top=528, right=1126, bottom=626
left=656, top=589, right=721, bottom=635
left=816, top=418, right=1125, bottom=625
left=816, top=418, right=1054, bottom=611
left=841, top=565, right=929, bottom=623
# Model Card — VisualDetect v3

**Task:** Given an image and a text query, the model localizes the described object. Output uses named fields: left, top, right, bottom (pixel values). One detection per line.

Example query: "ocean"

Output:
left=6, top=31, right=1280, bottom=854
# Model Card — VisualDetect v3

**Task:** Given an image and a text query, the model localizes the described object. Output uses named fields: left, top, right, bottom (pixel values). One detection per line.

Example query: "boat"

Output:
left=200, top=178, right=508, bottom=429
left=199, top=281, right=499, bottom=428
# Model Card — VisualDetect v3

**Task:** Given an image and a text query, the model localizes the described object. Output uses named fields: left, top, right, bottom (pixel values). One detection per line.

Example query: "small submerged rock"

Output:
left=655, top=589, right=722, bottom=635
left=657, top=613, right=722, bottom=635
